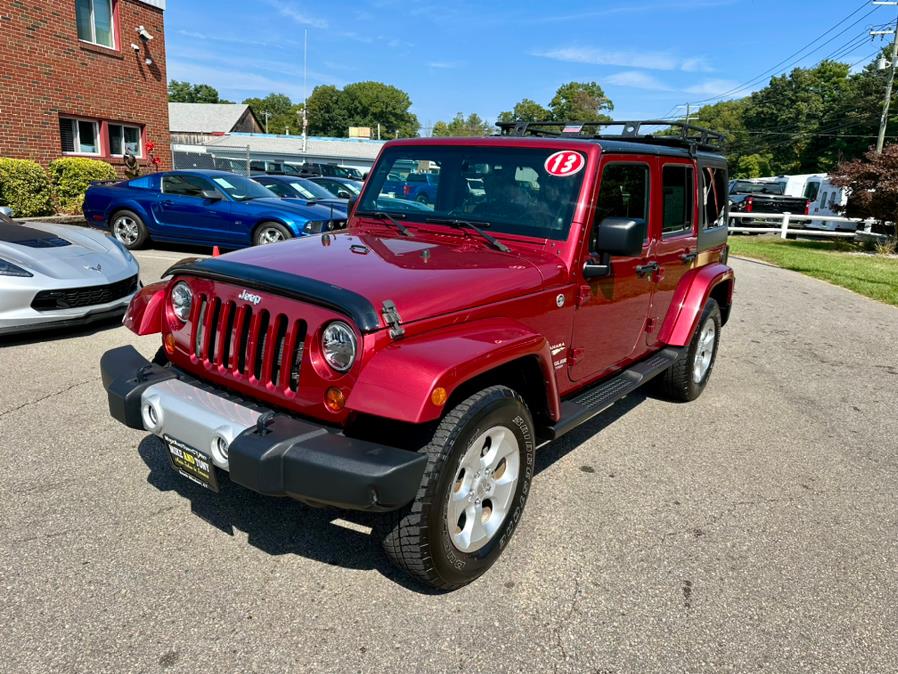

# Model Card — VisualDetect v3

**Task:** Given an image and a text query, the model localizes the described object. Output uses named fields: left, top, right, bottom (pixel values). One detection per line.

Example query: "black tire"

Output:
left=253, top=221, right=293, bottom=245
left=657, top=298, right=722, bottom=402
left=110, top=209, right=148, bottom=250
left=377, top=386, right=535, bottom=590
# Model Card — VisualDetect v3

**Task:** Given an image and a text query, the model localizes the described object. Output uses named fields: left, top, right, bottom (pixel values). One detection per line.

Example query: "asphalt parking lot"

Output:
left=1, top=248, right=897, bottom=673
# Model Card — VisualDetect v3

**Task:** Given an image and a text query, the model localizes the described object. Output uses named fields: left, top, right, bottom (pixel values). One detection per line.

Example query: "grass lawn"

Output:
left=728, top=236, right=898, bottom=307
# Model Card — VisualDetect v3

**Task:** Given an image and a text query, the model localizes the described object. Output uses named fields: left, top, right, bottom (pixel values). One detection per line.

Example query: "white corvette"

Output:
left=0, top=211, right=140, bottom=336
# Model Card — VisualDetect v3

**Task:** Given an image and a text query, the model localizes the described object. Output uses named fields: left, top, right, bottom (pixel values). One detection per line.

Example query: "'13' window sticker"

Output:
left=544, top=151, right=585, bottom=177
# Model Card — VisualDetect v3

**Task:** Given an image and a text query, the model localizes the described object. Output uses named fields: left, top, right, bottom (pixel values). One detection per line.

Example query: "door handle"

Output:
left=161, top=199, right=173, bottom=206
left=635, top=261, right=660, bottom=277
left=680, top=251, right=697, bottom=263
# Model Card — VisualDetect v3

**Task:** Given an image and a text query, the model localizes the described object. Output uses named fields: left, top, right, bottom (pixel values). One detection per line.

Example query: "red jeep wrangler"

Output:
left=102, top=121, right=734, bottom=589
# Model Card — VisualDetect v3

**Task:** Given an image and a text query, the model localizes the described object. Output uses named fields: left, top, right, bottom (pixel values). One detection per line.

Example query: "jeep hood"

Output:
left=209, top=231, right=564, bottom=327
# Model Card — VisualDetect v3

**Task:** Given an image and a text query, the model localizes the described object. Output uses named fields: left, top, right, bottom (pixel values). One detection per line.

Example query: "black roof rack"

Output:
left=496, top=120, right=726, bottom=154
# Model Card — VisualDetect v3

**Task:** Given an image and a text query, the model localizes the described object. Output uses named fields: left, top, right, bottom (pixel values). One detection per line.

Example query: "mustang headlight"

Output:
left=170, top=281, right=193, bottom=322
left=321, top=321, right=357, bottom=372
left=0, top=258, right=32, bottom=277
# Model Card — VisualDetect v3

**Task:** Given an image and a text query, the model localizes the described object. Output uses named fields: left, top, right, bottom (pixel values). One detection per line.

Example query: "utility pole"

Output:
left=262, top=110, right=270, bottom=134
left=873, top=1, right=898, bottom=153
left=302, top=28, right=309, bottom=153
left=685, top=103, right=692, bottom=125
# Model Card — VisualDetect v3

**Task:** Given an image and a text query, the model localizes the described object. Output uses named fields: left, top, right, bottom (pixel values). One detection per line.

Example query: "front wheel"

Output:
left=656, top=298, right=722, bottom=402
left=253, top=221, right=293, bottom=245
left=377, top=386, right=535, bottom=590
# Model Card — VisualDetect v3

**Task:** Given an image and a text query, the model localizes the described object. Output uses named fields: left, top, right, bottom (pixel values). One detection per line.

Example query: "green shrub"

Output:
left=49, top=157, right=117, bottom=214
left=0, top=158, right=53, bottom=217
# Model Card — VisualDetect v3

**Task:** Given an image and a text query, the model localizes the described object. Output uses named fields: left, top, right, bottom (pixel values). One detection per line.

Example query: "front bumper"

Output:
left=100, top=345, right=427, bottom=511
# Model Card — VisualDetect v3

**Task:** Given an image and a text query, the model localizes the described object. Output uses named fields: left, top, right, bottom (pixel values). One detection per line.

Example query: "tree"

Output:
left=431, top=112, right=492, bottom=137
left=549, top=81, right=613, bottom=122
left=168, top=80, right=231, bottom=104
left=498, top=98, right=553, bottom=124
left=242, top=93, right=302, bottom=134
left=831, top=144, right=898, bottom=237
left=306, top=82, right=419, bottom=138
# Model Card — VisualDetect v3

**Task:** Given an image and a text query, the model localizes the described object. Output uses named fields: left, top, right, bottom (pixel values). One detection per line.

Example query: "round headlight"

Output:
left=321, top=321, right=357, bottom=372
left=171, top=281, right=193, bottom=322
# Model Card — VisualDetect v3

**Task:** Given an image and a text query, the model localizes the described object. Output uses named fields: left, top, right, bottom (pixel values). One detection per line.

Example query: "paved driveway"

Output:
left=1, top=251, right=896, bottom=673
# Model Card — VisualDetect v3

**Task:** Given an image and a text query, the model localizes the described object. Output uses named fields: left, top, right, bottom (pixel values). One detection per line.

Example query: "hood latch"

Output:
left=381, top=300, right=405, bottom=340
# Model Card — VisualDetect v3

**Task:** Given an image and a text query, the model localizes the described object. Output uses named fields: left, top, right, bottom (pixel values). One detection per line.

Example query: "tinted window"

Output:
left=162, top=174, right=213, bottom=197
left=804, top=181, right=821, bottom=201
left=662, top=165, right=694, bottom=235
left=360, top=146, right=586, bottom=240
left=702, top=166, right=727, bottom=229
left=595, top=163, right=649, bottom=223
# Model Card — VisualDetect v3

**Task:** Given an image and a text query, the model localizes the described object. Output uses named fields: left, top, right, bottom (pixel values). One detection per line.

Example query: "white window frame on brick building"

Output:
left=108, top=123, right=142, bottom=157
left=60, top=117, right=101, bottom=155
left=76, top=0, right=115, bottom=49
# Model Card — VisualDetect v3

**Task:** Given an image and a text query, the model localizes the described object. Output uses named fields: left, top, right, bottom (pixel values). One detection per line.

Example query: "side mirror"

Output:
left=201, top=189, right=223, bottom=201
left=0, top=205, right=13, bottom=218
left=583, top=217, right=647, bottom=279
left=337, top=189, right=352, bottom=199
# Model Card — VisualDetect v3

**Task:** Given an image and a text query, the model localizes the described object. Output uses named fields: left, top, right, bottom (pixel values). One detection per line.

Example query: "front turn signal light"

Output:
left=325, top=387, right=346, bottom=412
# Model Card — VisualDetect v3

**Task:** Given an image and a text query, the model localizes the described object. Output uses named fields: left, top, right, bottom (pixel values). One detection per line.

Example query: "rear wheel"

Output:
left=657, top=298, right=721, bottom=402
left=377, top=386, right=535, bottom=590
left=253, top=222, right=292, bottom=245
left=111, top=210, right=148, bottom=249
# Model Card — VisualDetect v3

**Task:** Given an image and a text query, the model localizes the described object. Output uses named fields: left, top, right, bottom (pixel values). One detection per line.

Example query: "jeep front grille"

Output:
left=191, top=294, right=307, bottom=391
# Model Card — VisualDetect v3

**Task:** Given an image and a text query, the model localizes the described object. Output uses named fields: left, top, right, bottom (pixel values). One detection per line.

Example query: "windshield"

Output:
left=730, top=180, right=786, bottom=196
left=290, top=178, right=335, bottom=200
left=213, top=175, right=277, bottom=201
left=359, top=146, right=585, bottom=240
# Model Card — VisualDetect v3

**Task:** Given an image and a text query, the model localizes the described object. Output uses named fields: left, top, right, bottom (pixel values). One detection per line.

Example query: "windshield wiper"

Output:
left=424, top=217, right=510, bottom=253
left=355, top=210, right=411, bottom=236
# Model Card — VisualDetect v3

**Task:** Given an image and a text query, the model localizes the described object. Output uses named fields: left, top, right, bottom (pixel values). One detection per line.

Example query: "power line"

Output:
left=687, top=2, right=883, bottom=106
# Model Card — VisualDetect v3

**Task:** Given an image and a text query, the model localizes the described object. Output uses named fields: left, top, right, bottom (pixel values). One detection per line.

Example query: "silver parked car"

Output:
left=0, top=209, right=140, bottom=336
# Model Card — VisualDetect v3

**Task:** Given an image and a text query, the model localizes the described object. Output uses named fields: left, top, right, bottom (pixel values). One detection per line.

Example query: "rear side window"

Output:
left=702, top=166, right=727, bottom=229
left=127, top=175, right=153, bottom=190
left=805, top=181, right=821, bottom=202
left=162, top=174, right=212, bottom=197
left=662, top=165, right=694, bottom=235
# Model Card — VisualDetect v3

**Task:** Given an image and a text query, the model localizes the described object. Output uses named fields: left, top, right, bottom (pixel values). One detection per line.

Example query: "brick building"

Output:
left=0, top=0, right=170, bottom=172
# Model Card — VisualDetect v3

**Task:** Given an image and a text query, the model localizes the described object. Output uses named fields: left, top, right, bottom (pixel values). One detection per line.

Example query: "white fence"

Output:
left=728, top=211, right=868, bottom=239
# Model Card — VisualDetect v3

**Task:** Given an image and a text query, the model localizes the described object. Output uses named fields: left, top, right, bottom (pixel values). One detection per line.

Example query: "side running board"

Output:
left=543, top=347, right=682, bottom=443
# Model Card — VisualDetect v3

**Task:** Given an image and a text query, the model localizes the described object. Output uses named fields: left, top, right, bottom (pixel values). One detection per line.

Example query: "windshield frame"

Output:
left=358, top=145, right=587, bottom=241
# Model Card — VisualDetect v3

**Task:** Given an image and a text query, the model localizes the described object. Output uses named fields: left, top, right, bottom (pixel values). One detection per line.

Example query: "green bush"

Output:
left=0, top=158, right=54, bottom=217
left=49, top=157, right=117, bottom=214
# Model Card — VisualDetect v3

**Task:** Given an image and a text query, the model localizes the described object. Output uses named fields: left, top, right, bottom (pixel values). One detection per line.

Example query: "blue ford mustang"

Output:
left=83, top=170, right=347, bottom=250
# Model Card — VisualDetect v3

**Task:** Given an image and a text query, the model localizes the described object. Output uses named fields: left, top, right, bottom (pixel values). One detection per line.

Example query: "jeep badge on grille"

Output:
left=238, top=290, right=262, bottom=305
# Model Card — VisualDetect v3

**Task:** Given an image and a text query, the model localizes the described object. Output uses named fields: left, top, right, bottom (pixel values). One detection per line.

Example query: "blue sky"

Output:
left=166, top=0, right=893, bottom=132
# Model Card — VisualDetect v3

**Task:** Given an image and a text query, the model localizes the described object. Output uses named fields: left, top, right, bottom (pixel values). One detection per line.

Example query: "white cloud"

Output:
left=533, top=47, right=711, bottom=72
left=534, top=47, right=679, bottom=71
left=263, top=1, right=328, bottom=29
left=681, top=57, right=713, bottom=73
left=606, top=71, right=673, bottom=91
left=428, top=61, right=462, bottom=69
left=684, top=79, right=740, bottom=96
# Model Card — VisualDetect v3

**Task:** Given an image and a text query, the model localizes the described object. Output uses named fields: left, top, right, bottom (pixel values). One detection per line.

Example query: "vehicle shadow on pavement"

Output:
left=136, top=435, right=443, bottom=593
left=135, top=391, right=649, bottom=593
left=0, top=315, right=125, bottom=347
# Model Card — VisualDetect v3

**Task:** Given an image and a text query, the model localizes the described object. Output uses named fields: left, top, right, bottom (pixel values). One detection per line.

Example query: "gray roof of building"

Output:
left=202, top=133, right=387, bottom=161
left=168, top=103, right=253, bottom=133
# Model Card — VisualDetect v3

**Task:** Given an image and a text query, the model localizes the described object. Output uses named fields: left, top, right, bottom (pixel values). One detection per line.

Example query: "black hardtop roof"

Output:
left=496, top=119, right=726, bottom=160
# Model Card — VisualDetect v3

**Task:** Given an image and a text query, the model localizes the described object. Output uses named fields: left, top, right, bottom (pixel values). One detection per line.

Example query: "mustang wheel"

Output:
left=253, top=222, right=293, bottom=245
left=377, top=385, right=535, bottom=590
left=111, top=210, right=148, bottom=249
left=657, top=298, right=722, bottom=402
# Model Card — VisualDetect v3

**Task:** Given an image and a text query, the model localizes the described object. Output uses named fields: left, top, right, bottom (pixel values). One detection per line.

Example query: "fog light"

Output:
left=213, top=435, right=229, bottom=460
left=324, top=387, right=346, bottom=412
left=431, top=387, right=447, bottom=407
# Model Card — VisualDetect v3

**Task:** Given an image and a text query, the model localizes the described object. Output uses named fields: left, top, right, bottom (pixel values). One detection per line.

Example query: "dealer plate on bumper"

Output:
left=164, top=434, right=219, bottom=492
